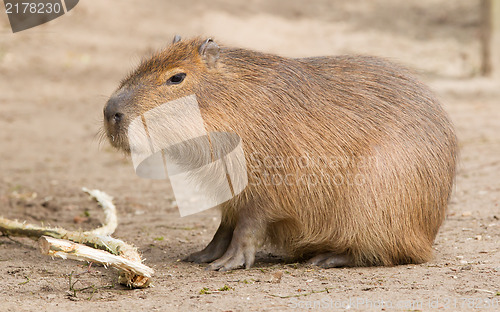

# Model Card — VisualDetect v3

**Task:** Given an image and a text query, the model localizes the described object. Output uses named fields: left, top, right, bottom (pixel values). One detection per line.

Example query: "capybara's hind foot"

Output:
left=307, top=252, right=353, bottom=268
left=184, top=223, right=233, bottom=263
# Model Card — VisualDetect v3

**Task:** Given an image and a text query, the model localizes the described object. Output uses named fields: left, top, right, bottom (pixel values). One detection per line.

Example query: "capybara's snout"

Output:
left=103, top=89, right=135, bottom=152
left=103, top=96, right=125, bottom=125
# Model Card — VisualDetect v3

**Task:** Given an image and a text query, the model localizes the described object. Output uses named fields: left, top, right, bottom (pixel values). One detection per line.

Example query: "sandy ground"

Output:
left=0, top=0, right=499, bottom=311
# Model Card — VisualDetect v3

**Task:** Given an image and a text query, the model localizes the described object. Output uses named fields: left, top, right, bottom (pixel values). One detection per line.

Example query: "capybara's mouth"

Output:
left=104, top=121, right=131, bottom=154
left=109, top=134, right=131, bottom=153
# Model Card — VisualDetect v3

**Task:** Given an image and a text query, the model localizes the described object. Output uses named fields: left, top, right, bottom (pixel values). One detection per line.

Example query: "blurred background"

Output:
left=1, top=0, right=498, bottom=205
left=0, top=1, right=498, bottom=309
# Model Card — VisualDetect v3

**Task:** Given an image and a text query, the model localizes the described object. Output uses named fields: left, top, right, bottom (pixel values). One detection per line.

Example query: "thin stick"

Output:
left=0, top=218, right=139, bottom=262
left=82, top=187, right=117, bottom=236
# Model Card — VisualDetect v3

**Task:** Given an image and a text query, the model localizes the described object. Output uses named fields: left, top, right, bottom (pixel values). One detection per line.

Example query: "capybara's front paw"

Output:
left=184, top=223, right=233, bottom=263
left=206, top=219, right=262, bottom=271
left=206, top=243, right=255, bottom=272
left=185, top=249, right=219, bottom=264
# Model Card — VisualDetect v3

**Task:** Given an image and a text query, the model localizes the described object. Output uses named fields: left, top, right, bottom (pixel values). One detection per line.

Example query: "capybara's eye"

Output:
left=166, top=73, right=186, bottom=85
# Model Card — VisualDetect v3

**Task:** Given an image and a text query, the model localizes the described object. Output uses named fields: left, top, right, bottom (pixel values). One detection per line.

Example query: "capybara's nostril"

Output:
left=104, top=97, right=124, bottom=124
left=113, top=112, right=124, bottom=123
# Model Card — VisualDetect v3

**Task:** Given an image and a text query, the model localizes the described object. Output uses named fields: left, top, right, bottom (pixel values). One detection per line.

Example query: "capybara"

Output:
left=103, top=36, right=457, bottom=271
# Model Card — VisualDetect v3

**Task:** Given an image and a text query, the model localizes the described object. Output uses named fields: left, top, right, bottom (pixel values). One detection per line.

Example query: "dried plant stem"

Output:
left=0, top=188, right=153, bottom=288
left=39, top=236, right=153, bottom=278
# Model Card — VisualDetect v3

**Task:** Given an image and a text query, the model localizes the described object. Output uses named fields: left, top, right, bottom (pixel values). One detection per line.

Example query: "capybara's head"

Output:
left=103, top=37, right=220, bottom=153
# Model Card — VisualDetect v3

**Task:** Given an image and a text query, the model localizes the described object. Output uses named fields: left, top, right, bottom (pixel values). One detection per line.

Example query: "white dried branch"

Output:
left=39, top=236, right=154, bottom=278
left=82, top=187, right=117, bottom=236
left=0, top=188, right=153, bottom=288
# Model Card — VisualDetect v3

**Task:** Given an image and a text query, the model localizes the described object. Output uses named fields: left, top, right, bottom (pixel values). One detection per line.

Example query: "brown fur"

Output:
left=104, top=37, right=457, bottom=269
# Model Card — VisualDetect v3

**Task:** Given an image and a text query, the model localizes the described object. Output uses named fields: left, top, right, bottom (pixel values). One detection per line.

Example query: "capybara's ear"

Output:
left=172, top=34, right=181, bottom=44
left=199, top=38, right=220, bottom=68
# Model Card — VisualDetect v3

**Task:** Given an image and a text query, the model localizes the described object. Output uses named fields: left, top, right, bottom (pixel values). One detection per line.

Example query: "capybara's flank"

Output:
left=103, top=36, right=457, bottom=271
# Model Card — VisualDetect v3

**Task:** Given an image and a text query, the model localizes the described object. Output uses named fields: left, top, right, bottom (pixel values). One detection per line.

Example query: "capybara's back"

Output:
left=104, top=38, right=458, bottom=271
left=257, top=55, right=458, bottom=267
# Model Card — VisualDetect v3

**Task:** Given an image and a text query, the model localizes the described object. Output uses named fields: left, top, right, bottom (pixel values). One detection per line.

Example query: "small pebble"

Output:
left=272, top=271, right=283, bottom=283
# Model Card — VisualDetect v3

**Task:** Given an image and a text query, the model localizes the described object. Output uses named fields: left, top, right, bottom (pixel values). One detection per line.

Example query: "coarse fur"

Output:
left=103, top=37, right=457, bottom=270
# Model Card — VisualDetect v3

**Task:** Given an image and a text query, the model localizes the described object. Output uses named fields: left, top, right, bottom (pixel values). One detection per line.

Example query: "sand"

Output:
left=0, top=0, right=498, bottom=311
